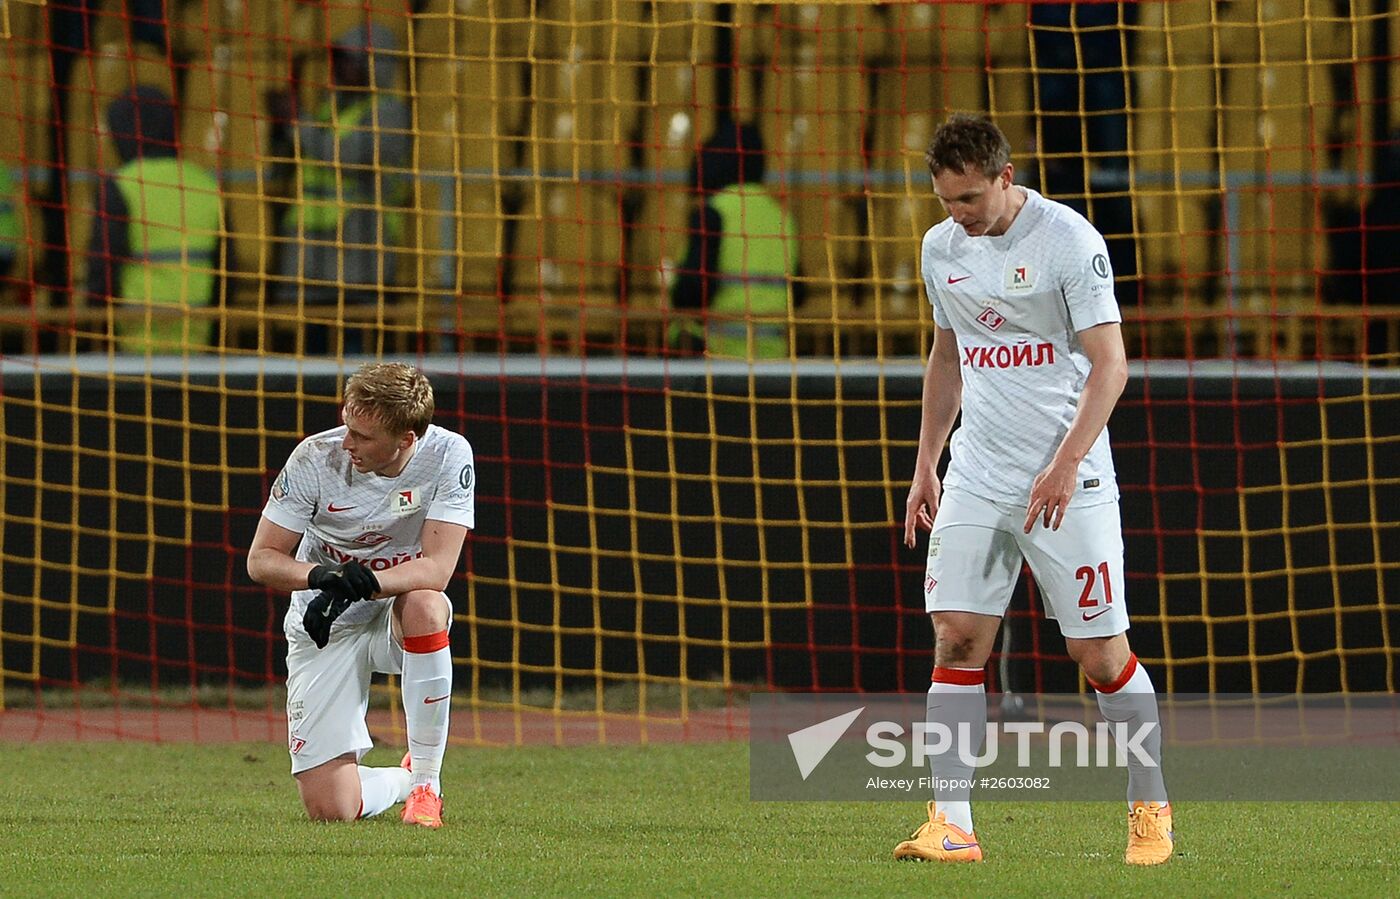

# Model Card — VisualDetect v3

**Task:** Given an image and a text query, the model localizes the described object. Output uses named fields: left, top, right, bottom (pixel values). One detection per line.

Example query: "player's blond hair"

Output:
left=926, top=113, right=1011, bottom=179
left=343, top=363, right=435, bottom=437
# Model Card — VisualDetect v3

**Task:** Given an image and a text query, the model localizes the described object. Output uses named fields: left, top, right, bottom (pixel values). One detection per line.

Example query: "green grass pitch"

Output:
left=0, top=741, right=1393, bottom=895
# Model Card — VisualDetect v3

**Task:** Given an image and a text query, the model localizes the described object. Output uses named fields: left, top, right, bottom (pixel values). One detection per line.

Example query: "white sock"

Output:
left=357, top=766, right=411, bottom=819
left=1094, top=654, right=1169, bottom=806
left=402, top=630, right=452, bottom=795
left=927, top=667, right=986, bottom=834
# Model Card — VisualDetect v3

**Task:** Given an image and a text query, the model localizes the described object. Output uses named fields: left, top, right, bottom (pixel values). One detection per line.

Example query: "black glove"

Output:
left=307, top=562, right=380, bottom=603
left=302, top=590, right=355, bottom=649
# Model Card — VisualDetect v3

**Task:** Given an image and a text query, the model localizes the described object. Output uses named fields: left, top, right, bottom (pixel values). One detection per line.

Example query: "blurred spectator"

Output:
left=87, top=86, right=224, bottom=353
left=270, top=23, right=410, bottom=354
left=1031, top=3, right=1139, bottom=295
left=669, top=120, right=801, bottom=359
left=0, top=164, right=19, bottom=282
left=1361, top=131, right=1400, bottom=355
left=0, top=162, right=29, bottom=354
left=127, top=0, right=170, bottom=58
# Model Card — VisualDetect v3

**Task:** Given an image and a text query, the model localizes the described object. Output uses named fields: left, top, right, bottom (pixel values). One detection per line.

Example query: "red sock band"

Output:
left=403, top=630, right=450, bottom=654
left=931, top=666, right=986, bottom=686
left=1091, top=653, right=1138, bottom=694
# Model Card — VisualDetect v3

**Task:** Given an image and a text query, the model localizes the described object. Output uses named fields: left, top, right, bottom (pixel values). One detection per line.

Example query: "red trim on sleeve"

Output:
left=403, top=630, right=450, bottom=654
left=931, top=666, right=986, bottom=686
left=1091, top=653, right=1139, bottom=694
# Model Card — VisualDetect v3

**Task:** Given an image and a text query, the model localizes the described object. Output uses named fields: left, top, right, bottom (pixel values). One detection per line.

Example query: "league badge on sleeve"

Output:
left=271, top=469, right=290, bottom=502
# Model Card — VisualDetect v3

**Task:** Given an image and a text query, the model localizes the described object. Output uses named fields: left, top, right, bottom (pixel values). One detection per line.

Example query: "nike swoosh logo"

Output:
left=942, top=836, right=979, bottom=851
left=946, top=274, right=972, bottom=284
left=326, top=503, right=354, bottom=512
left=424, top=694, right=451, bottom=704
left=1082, top=607, right=1111, bottom=621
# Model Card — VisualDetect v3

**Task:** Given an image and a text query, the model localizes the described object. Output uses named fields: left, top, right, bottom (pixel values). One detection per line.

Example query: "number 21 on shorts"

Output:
left=1076, top=560, right=1113, bottom=622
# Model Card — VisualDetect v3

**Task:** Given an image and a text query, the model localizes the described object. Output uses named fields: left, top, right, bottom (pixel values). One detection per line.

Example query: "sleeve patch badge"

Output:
left=271, top=469, right=290, bottom=502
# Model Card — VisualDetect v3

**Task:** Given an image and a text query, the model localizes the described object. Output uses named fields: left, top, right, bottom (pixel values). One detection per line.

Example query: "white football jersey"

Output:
left=262, top=423, right=475, bottom=627
left=921, top=187, right=1122, bottom=508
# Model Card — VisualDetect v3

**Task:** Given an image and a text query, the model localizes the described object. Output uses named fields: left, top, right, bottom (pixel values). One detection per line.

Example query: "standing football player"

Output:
left=248, top=362, right=474, bottom=828
left=893, top=114, right=1172, bottom=865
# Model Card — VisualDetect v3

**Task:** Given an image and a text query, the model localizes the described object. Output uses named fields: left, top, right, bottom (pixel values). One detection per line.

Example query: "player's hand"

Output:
left=302, top=590, right=355, bottom=649
left=904, top=471, right=942, bottom=549
left=307, top=562, right=380, bottom=602
left=1024, top=457, right=1078, bottom=533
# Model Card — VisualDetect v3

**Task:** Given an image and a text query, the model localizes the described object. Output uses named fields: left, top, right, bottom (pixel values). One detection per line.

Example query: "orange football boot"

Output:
left=1125, top=801, right=1174, bottom=865
left=402, top=784, right=443, bottom=828
left=893, top=801, right=983, bottom=862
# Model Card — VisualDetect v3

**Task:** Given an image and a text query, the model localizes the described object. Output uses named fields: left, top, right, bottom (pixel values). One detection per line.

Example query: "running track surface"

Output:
left=0, top=706, right=749, bottom=746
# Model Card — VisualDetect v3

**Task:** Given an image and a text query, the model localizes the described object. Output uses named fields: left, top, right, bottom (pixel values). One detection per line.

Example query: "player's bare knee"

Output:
left=930, top=613, right=996, bottom=667
left=1067, top=633, right=1131, bottom=684
left=931, top=621, right=989, bottom=666
left=297, top=782, right=359, bottom=822
left=395, top=589, right=449, bottom=635
left=303, top=799, right=357, bottom=822
left=295, top=755, right=360, bottom=821
left=933, top=633, right=984, bottom=667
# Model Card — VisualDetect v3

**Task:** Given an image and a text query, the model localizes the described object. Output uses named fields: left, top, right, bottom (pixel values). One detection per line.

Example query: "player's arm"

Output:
left=246, top=514, right=380, bottom=601
left=246, top=516, right=317, bottom=592
left=370, top=518, right=469, bottom=596
left=1023, top=321, right=1128, bottom=533
left=904, top=324, right=963, bottom=548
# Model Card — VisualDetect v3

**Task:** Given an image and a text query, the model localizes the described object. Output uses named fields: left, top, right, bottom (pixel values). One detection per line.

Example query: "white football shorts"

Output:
left=283, top=591, right=452, bottom=775
left=923, top=487, right=1129, bottom=639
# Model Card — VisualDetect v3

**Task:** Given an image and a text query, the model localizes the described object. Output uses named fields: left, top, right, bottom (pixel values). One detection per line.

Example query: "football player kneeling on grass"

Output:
left=248, top=363, right=475, bottom=828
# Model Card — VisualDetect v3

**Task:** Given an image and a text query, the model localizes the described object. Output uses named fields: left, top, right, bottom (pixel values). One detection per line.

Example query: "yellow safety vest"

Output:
left=286, top=98, right=405, bottom=242
left=704, top=184, right=797, bottom=359
left=0, top=166, right=20, bottom=257
left=113, top=156, right=221, bottom=353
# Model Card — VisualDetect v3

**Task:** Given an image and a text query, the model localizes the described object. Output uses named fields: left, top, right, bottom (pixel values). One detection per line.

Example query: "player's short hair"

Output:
left=343, top=362, right=434, bottom=437
left=926, top=114, right=1012, bottom=179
